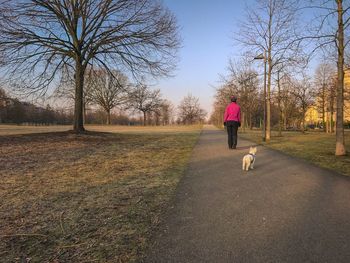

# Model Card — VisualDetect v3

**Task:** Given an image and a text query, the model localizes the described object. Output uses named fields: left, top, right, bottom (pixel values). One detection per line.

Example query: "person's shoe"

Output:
left=232, top=145, right=236, bottom=149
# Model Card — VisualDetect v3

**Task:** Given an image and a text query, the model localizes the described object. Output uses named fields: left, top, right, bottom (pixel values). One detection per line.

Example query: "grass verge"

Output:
left=239, top=130, right=350, bottom=176
left=0, top=125, right=201, bottom=262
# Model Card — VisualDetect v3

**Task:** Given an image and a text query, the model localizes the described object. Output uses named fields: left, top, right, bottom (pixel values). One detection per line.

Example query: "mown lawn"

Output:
left=239, top=129, right=350, bottom=176
left=0, top=125, right=201, bottom=262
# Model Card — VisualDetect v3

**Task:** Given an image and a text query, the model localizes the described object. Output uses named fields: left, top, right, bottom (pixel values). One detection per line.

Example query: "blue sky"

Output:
left=156, top=0, right=249, bottom=115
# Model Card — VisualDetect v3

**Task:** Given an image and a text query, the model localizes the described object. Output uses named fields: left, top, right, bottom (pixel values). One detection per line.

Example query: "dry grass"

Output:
left=0, top=124, right=198, bottom=136
left=0, top=124, right=71, bottom=135
left=0, top=125, right=202, bottom=262
left=86, top=124, right=203, bottom=134
left=239, top=130, right=350, bottom=176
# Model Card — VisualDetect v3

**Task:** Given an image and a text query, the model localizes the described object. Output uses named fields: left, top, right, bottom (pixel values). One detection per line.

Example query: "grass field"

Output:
left=0, top=125, right=202, bottom=262
left=0, top=124, right=200, bottom=136
left=239, top=129, right=350, bottom=176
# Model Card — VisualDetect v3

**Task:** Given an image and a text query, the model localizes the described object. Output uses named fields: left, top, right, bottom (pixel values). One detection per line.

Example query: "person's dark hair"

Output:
left=231, top=96, right=237, bottom=102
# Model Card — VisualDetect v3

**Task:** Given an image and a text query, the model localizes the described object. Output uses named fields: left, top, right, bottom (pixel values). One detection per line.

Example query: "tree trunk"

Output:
left=335, top=0, right=346, bottom=155
left=249, top=112, right=252, bottom=130
left=73, top=60, right=85, bottom=133
left=266, top=53, right=272, bottom=142
left=277, top=71, right=282, bottom=136
left=330, top=108, right=334, bottom=133
left=326, top=113, right=329, bottom=133
left=301, top=108, right=306, bottom=133
left=263, top=50, right=267, bottom=141
left=242, top=111, right=246, bottom=132
left=106, top=109, right=111, bottom=125
left=143, top=111, right=147, bottom=126
left=266, top=45, right=272, bottom=142
left=330, top=92, right=335, bottom=133
left=83, top=101, right=86, bottom=125
left=322, top=84, right=326, bottom=132
left=265, top=9, right=273, bottom=142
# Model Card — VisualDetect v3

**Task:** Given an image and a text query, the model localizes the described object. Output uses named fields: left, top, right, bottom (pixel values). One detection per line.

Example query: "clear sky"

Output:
left=155, top=0, right=249, bottom=116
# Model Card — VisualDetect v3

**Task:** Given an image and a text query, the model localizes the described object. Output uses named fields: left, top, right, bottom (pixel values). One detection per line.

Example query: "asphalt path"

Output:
left=145, top=125, right=350, bottom=263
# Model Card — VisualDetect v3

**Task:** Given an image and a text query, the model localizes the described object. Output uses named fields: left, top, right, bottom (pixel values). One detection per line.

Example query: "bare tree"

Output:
left=237, top=0, right=302, bottom=141
left=177, top=94, right=206, bottom=125
left=290, top=74, right=314, bottom=132
left=211, top=86, right=241, bottom=128
left=226, top=59, right=260, bottom=131
left=127, top=83, right=163, bottom=126
left=210, top=83, right=233, bottom=127
left=89, top=69, right=129, bottom=125
left=159, top=99, right=175, bottom=125
left=275, top=68, right=284, bottom=136
left=299, top=0, right=349, bottom=155
left=0, top=0, right=180, bottom=133
left=273, top=63, right=305, bottom=136
left=211, top=58, right=262, bottom=130
left=327, top=77, right=337, bottom=133
left=334, top=0, right=346, bottom=154
left=314, top=62, right=336, bottom=132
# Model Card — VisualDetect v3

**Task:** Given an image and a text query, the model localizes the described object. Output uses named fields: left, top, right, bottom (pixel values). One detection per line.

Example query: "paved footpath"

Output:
left=145, top=125, right=350, bottom=263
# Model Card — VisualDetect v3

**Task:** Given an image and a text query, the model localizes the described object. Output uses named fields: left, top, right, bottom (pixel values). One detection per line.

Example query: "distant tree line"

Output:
left=0, top=89, right=71, bottom=125
left=0, top=87, right=145, bottom=126
left=0, top=87, right=206, bottom=126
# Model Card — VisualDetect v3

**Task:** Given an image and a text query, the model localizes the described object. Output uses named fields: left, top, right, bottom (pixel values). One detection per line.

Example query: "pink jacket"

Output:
left=224, top=102, right=241, bottom=123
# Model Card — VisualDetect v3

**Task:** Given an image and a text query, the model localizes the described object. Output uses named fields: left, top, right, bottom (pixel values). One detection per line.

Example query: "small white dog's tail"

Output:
left=242, top=155, right=250, bottom=171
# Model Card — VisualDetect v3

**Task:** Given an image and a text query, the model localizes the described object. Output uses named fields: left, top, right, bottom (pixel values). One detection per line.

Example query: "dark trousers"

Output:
left=226, top=121, right=239, bottom=148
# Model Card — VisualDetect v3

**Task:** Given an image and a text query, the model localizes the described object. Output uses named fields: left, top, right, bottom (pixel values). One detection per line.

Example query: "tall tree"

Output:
left=0, top=0, right=180, bottom=133
left=314, top=63, right=336, bottom=132
left=237, top=0, right=301, bottom=141
left=279, top=73, right=300, bottom=129
left=275, top=68, right=283, bottom=136
left=335, top=0, right=346, bottom=155
left=273, top=63, right=305, bottom=136
left=211, top=75, right=262, bottom=130
left=300, top=0, right=348, bottom=155
left=226, top=59, right=260, bottom=131
left=290, top=74, right=314, bottom=132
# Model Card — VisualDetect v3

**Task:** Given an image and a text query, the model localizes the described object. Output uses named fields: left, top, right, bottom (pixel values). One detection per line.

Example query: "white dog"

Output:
left=242, top=147, right=257, bottom=171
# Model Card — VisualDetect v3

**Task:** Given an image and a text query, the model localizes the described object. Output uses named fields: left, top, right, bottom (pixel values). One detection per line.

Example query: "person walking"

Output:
left=224, top=96, right=241, bottom=149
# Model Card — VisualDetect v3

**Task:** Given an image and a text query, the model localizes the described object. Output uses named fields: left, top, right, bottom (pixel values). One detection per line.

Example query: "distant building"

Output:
left=305, top=68, right=350, bottom=129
